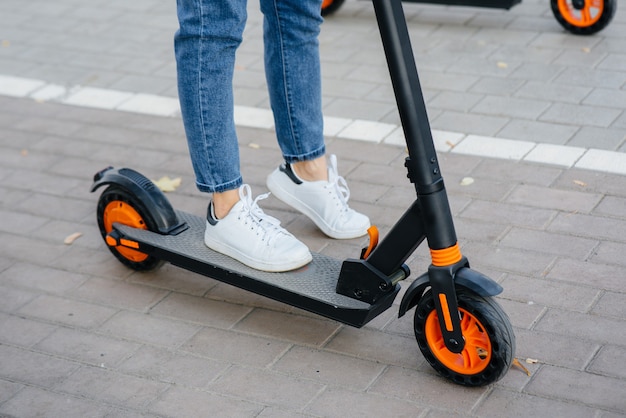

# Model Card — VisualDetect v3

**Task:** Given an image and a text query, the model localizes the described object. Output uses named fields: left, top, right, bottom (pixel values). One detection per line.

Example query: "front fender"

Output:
left=91, top=167, right=186, bottom=235
left=398, top=267, right=503, bottom=317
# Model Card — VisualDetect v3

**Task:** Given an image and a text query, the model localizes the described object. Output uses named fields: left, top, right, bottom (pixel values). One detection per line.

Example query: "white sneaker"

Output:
left=266, top=154, right=371, bottom=239
left=204, top=184, right=312, bottom=272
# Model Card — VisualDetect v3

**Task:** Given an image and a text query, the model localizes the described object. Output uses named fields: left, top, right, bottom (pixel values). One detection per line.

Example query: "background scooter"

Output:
left=322, top=0, right=617, bottom=35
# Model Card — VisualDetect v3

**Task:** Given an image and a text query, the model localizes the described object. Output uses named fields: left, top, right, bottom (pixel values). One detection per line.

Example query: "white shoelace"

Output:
left=236, top=184, right=284, bottom=245
left=326, top=154, right=351, bottom=213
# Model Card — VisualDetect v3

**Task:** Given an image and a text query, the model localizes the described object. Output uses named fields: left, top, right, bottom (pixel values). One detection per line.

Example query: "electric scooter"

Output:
left=322, top=0, right=617, bottom=36
left=92, top=0, right=515, bottom=387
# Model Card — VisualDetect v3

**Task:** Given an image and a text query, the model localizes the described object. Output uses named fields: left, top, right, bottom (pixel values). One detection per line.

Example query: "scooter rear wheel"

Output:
left=414, top=289, right=514, bottom=386
left=551, top=0, right=616, bottom=35
left=96, top=186, right=164, bottom=271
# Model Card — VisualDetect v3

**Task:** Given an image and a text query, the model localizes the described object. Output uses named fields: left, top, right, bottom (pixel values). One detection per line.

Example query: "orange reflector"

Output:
left=438, top=293, right=454, bottom=332
left=361, top=225, right=379, bottom=259
left=105, top=235, right=118, bottom=247
left=430, top=243, right=462, bottom=267
left=120, top=238, right=140, bottom=249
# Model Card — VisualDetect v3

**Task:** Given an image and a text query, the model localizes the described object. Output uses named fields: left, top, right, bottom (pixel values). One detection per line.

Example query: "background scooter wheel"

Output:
left=97, top=186, right=164, bottom=271
left=551, top=0, right=616, bottom=35
left=414, top=289, right=515, bottom=386
left=321, top=0, right=346, bottom=16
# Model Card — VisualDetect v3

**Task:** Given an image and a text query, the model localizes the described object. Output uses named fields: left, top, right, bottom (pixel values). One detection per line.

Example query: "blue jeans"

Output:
left=175, top=0, right=325, bottom=193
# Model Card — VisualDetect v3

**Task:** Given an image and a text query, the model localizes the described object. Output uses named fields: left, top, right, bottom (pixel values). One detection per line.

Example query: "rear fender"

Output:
left=91, top=167, right=186, bottom=235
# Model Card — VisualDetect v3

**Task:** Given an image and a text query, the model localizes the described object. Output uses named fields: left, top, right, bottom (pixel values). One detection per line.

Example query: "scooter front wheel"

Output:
left=414, top=289, right=515, bottom=386
left=551, top=0, right=616, bottom=35
left=96, top=186, right=164, bottom=271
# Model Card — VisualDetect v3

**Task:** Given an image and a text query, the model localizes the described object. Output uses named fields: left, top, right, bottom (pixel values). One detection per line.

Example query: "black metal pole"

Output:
left=371, top=0, right=458, bottom=251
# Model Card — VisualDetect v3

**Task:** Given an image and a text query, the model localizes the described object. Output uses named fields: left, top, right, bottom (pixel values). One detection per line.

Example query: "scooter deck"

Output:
left=114, top=210, right=399, bottom=327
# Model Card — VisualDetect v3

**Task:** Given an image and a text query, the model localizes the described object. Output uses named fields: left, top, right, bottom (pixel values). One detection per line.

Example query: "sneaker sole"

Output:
left=267, top=174, right=366, bottom=240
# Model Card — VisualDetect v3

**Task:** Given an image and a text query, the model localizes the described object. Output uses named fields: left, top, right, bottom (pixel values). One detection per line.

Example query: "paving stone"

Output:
left=593, top=195, right=626, bottom=218
left=370, top=366, right=488, bottom=412
left=325, top=326, right=425, bottom=370
left=148, top=385, right=262, bottom=417
left=473, top=96, right=551, bottom=120
left=208, top=366, right=324, bottom=410
left=591, top=291, right=626, bottom=320
left=99, top=310, right=200, bottom=348
left=182, top=326, right=290, bottom=368
left=471, top=158, right=563, bottom=187
left=0, top=312, right=57, bottom=349
left=506, top=184, right=603, bottom=213
left=0, top=262, right=89, bottom=295
left=540, top=103, right=621, bottom=128
left=499, top=228, right=597, bottom=260
left=495, top=298, right=544, bottom=330
left=548, top=212, right=626, bottom=243
left=476, top=388, right=598, bottom=418
left=0, top=379, right=23, bottom=404
left=431, top=111, right=509, bottom=137
left=526, top=366, right=626, bottom=413
left=272, top=345, right=385, bottom=390
left=0, top=344, right=80, bottom=388
left=460, top=200, right=556, bottom=229
left=512, top=328, right=599, bottom=369
left=55, top=366, right=170, bottom=410
left=306, top=386, right=424, bottom=418
left=0, top=386, right=114, bottom=418
left=554, top=169, right=626, bottom=198
left=19, top=294, right=117, bottom=329
left=35, top=326, right=141, bottom=368
left=461, top=242, right=555, bottom=276
left=497, top=119, right=579, bottom=145
left=0, top=285, right=37, bottom=314
left=118, top=345, right=229, bottom=388
left=499, top=274, right=599, bottom=312
left=234, top=308, right=341, bottom=347
left=151, top=293, right=252, bottom=328
left=535, top=308, right=626, bottom=346
left=588, top=344, right=626, bottom=380
left=547, top=258, right=626, bottom=293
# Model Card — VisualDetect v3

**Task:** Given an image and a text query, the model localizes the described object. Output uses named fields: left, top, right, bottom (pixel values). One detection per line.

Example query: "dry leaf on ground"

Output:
left=64, top=232, right=83, bottom=245
left=459, top=177, right=474, bottom=186
left=153, top=176, right=182, bottom=192
left=512, top=358, right=531, bottom=376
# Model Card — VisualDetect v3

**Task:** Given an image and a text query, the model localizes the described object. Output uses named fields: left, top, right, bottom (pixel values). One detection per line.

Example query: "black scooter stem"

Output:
left=112, top=211, right=399, bottom=328
left=373, top=0, right=442, bottom=190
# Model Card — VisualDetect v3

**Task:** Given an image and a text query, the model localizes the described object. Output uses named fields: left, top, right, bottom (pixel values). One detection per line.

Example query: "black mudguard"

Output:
left=91, top=167, right=187, bottom=235
left=398, top=266, right=503, bottom=317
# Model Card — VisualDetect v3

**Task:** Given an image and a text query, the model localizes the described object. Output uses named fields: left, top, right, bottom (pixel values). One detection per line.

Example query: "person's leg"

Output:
left=262, top=0, right=370, bottom=239
left=175, top=0, right=311, bottom=271
left=175, top=0, right=245, bottom=197
left=260, top=0, right=326, bottom=166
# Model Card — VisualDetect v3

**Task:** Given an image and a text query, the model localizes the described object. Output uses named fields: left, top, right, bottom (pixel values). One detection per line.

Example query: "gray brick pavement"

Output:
left=1, top=0, right=626, bottom=415
left=1, top=0, right=624, bottom=152
left=1, top=95, right=625, bottom=416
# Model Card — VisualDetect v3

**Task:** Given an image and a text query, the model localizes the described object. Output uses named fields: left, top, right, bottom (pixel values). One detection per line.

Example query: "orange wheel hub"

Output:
left=425, top=307, right=492, bottom=374
left=558, top=0, right=604, bottom=28
left=103, top=200, right=149, bottom=262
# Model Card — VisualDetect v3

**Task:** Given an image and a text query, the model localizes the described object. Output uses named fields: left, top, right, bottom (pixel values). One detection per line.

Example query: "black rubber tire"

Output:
left=414, top=289, right=515, bottom=386
left=322, top=0, right=346, bottom=17
left=551, top=0, right=616, bottom=35
left=96, top=186, right=164, bottom=271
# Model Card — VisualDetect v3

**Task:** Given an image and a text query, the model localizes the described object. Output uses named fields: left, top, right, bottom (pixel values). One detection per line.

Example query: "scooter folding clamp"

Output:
left=336, top=258, right=409, bottom=304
